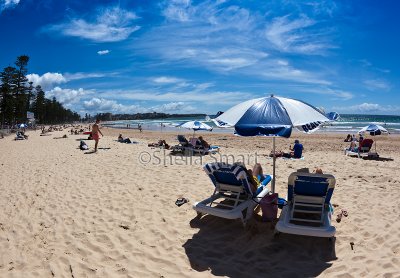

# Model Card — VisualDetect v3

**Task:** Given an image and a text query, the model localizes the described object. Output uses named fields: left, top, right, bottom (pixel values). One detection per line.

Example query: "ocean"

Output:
left=103, top=114, right=400, bottom=134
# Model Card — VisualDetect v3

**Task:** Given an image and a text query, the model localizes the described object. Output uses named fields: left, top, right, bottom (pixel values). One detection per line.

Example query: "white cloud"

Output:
left=163, top=0, right=193, bottom=22
left=82, top=98, right=194, bottom=114
left=46, top=87, right=94, bottom=105
left=44, top=6, right=140, bottom=42
left=265, top=15, right=332, bottom=54
left=259, top=61, right=331, bottom=85
left=97, top=50, right=110, bottom=55
left=98, top=89, right=253, bottom=105
left=1, top=0, right=20, bottom=11
left=152, top=76, right=183, bottom=84
left=293, top=86, right=354, bottom=100
left=27, top=73, right=66, bottom=91
left=333, top=103, right=400, bottom=114
left=27, top=72, right=107, bottom=91
left=64, top=72, right=107, bottom=81
left=363, top=79, right=391, bottom=91
left=151, top=101, right=195, bottom=113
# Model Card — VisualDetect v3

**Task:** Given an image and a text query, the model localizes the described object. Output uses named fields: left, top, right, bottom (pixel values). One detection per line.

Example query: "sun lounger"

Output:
left=15, top=131, right=26, bottom=140
left=171, top=135, right=220, bottom=155
left=193, top=162, right=272, bottom=226
left=345, top=139, right=377, bottom=158
left=275, top=172, right=336, bottom=238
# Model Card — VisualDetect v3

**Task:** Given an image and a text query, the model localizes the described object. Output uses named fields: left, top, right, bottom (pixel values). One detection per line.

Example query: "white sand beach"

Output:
left=0, top=128, right=399, bottom=277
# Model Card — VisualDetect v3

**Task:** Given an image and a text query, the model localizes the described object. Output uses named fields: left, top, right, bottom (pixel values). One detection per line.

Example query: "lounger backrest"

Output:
left=177, top=135, right=189, bottom=146
left=204, top=163, right=253, bottom=195
left=359, top=139, right=373, bottom=152
left=287, top=172, right=336, bottom=204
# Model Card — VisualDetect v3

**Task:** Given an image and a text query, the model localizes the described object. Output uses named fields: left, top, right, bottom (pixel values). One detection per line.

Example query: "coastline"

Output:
left=0, top=127, right=399, bottom=277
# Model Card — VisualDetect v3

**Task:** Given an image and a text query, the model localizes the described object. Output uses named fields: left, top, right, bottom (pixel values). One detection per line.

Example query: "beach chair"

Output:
left=345, top=139, right=376, bottom=158
left=193, top=162, right=272, bottom=226
left=170, top=135, right=190, bottom=153
left=275, top=172, right=336, bottom=238
left=358, top=139, right=378, bottom=157
left=15, top=131, right=25, bottom=140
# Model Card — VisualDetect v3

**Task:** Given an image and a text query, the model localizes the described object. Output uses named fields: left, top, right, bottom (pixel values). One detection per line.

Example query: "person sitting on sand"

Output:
left=344, top=134, right=352, bottom=142
left=198, top=136, right=210, bottom=149
left=290, top=139, right=303, bottom=159
left=117, top=134, right=132, bottom=144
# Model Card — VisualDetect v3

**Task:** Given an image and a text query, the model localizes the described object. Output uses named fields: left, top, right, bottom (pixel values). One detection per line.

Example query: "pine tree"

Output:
left=0, top=66, right=17, bottom=126
left=13, top=55, right=29, bottom=123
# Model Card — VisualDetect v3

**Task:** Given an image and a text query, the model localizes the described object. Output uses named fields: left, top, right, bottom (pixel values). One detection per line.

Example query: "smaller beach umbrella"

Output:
left=178, top=121, right=213, bottom=137
left=358, top=124, right=389, bottom=153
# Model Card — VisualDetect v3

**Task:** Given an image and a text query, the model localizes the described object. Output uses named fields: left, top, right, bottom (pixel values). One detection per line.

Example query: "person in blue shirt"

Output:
left=290, top=139, right=303, bottom=159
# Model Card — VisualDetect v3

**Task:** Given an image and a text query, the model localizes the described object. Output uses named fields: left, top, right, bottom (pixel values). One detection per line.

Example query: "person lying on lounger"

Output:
left=246, top=163, right=270, bottom=192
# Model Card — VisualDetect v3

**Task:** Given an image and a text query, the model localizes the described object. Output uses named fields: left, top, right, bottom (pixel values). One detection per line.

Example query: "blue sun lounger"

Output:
left=193, top=162, right=272, bottom=226
left=275, top=172, right=336, bottom=238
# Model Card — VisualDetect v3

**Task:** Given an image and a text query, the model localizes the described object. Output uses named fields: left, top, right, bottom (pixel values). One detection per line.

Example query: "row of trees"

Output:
left=0, top=55, right=80, bottom=126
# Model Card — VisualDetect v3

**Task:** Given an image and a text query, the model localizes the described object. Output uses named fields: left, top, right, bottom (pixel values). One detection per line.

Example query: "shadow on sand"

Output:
left=362, top=156, right=394, bottom=161
left=183, top=215, right=337, bottom=278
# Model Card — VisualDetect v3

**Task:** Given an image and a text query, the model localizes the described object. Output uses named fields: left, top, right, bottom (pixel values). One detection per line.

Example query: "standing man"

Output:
left=92, top=119, right=104, bottom=152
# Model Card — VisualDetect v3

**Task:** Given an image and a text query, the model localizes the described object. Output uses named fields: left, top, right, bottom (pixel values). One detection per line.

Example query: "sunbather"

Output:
left=198, top=136, right=210, bottom=149
left=246, top=163, right=270, bottom=192
left=54, top=134, right=68, bottom=139
left=118, top=134, right=132, bottom=144
left=148, top=139, right=169, bottom=149
left=344, top=134, right=351, bottom=142
left=290, top=139, right=303, bottom=158
left=348, top=140, right=357, bottom=152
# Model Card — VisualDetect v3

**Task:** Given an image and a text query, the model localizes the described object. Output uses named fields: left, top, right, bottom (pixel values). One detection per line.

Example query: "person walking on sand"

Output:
left=92, top=119, right=104, bottom=152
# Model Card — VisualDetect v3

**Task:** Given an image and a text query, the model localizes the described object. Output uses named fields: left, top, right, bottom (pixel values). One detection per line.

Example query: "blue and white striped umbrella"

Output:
left=358, top=124, right=389, bottom=136
left=215, top=95, right=330, bottom=137
left=178, top=120, right=213, bottom=137
left=178, top=121, right=213, bottom=131
left=214, top=95, right=330, bottom=192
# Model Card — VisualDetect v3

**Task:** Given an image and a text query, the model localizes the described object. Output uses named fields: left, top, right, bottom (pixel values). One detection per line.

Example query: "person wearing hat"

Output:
left=290, top=139, right=303, bottom=159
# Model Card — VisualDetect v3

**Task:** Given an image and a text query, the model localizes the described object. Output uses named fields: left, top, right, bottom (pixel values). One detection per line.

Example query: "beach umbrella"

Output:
left=326, top=112, right=340, bottom=121
left=178, top=120, right=213, bottom=137
left=214, top=94, right=330, bottom=193
left=358, top=124, right=389, bottom=153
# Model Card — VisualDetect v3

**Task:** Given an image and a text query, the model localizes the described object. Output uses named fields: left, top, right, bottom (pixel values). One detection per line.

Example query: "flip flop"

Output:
left=175, top=198, right=189, bottom=207
left=342, top=209, right=348, bottom=217
left=336, top=212, right=343, bottom=223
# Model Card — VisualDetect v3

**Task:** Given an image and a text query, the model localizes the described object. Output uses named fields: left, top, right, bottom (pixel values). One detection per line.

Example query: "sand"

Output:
left=0, top=127, right=399, bottom=277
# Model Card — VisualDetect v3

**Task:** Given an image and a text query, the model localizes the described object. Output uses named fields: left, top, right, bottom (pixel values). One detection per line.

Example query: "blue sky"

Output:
left=0, top=0, right=399, bottom=115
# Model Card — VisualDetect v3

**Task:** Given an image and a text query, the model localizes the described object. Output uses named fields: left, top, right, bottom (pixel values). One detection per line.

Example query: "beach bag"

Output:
left=260, top=193, right=278, bottom=221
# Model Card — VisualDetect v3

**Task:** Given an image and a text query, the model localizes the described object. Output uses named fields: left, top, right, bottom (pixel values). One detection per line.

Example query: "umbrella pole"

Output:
left=272, top=137, right=276, bottom=193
